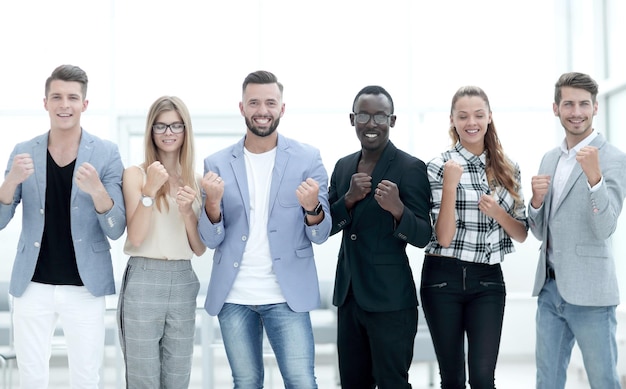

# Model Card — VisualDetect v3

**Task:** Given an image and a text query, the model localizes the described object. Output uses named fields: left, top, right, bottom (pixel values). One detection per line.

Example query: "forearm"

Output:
left=493, top=209, right=528, bottom=243
left=90, top=184, right=114, bottom=214
left=435, top=186, right=457, bottom=247
left=183, top=212, right=206, bottom=256
left=0, top=180, right=18, bottom=205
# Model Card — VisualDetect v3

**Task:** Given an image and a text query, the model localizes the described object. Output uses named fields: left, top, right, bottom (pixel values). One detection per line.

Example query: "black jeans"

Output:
left=420, top=255, right=505, bottom=389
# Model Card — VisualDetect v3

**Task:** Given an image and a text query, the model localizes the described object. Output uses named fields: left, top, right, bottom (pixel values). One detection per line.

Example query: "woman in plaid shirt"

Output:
left=420, top=86, right=529, bottom=389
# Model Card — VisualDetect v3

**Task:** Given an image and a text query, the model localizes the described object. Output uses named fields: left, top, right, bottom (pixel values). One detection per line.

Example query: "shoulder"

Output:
left=280, top=135, right=320, bottom=156
left=13, top=132, right=47, bottom=151
left=123, top=165, right=144, bottom=184
left=82, top=130, right=118, bottom=150
left=205, top=140, right=241, bottom=162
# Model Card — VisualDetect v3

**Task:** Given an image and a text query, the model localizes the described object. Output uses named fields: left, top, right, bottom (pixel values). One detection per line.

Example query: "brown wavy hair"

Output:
left=449, top=86, right=521, bottom=205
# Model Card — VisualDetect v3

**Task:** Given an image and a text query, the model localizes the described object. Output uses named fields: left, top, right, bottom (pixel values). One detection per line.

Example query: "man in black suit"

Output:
left=329, top=85, right=432, bottom=388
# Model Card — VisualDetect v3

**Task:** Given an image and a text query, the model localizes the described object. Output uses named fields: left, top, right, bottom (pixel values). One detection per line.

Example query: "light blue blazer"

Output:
left=198, top=134, right=331, bottom=316
left=529, top=133, right=626, bottom=306
left=0, top=130, right=126, bottom=298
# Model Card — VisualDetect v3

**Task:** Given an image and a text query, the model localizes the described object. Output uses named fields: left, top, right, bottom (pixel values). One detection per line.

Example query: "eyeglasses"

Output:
left=152, top=122, right=185, bottom=134
left=353, top=113, right=392, bottom=125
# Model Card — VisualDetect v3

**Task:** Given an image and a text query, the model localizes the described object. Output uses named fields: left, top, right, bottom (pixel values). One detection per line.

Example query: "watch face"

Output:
left=307, top=202, right=322, bottom=215
left=142, top=196, right=154, bottom=207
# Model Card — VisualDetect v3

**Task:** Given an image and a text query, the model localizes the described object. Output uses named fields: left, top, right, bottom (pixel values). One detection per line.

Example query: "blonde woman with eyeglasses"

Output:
left=118, top=96, right=205, bottom=388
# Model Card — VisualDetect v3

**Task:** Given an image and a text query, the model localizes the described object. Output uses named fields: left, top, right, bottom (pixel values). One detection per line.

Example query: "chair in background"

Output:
left=413, top=305, right=437, bottom=387
left=0, top=282, right=16, bottom=389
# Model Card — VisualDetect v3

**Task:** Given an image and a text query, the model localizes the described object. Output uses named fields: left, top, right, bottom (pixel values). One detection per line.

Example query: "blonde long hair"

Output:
left=449, top=86, right=521, bottom=206
left=143, top=96, right=198, bottom=211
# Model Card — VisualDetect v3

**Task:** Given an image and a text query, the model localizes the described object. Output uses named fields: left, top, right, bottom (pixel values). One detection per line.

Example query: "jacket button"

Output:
left=233, top=262, right=239, bottom=268
left=241, top=235, right=247, bottom=241
left=350, top=234, right=357, bottom=241
left=34, top=242, right=40, bottom=248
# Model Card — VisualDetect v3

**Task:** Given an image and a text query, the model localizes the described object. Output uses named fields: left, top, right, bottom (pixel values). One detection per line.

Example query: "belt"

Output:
left=546, top=267, right=556, bottom=280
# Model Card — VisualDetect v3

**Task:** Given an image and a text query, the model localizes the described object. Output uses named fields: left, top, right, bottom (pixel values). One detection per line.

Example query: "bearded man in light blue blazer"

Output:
left=198, top=70, right=330, bottom=388
left=0, top=65, right=126, bottom=388
left=528, top=72, right=626, bottom=389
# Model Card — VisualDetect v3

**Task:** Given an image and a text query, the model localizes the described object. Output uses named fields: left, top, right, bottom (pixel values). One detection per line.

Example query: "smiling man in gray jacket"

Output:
left=529, top=72, right=626, bottom=389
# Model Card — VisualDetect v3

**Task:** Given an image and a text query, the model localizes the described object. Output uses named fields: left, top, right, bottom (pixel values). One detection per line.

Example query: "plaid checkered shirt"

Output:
left=424, top=142, right=528, bottom=264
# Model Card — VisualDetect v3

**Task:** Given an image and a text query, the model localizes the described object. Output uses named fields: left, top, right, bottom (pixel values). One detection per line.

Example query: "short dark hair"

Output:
left=352, top=85, right=394, bottom=114
left=554, top=72, right=599, bottom=104
left=242, top=70, right=283, bottom=95
left=45, top=64, right=88, bottom=99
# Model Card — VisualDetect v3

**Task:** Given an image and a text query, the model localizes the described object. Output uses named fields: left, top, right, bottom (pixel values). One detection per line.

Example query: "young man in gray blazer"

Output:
left=529, top=72, right=626, bottom=389
left=0, top=64, right=126, bottom=388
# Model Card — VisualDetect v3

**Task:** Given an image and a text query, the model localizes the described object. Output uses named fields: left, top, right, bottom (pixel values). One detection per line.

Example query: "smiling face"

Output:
left=240, top=82, right=285, bottom=139
left=44, top=79, right=88, bottom=132
left=351, top=93, right=395, bottom=153
left=152, top=110, right=185, bottom=155
left=554, top=86, right=598, bottom=147
left=450, top=95, right=492, bottom=155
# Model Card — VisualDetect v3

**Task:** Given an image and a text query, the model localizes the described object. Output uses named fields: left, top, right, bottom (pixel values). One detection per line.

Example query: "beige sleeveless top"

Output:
left=123, top=171, right=202, bottom=260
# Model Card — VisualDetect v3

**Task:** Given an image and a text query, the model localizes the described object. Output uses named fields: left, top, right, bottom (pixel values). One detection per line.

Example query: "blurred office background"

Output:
left=0, top=0, right=625, bottom=367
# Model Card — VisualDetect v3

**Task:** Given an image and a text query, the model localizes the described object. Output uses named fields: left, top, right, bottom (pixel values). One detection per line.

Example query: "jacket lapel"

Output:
left=32, top=134, right=49, bottom=209
left=231, top=137, right=251, bottom=223
left=552, top=134, right=606, bottom=214
left=71, top=131, right=95, bottom=204
left=351, top=142, right=396, bottom=226
left=269, top=135, right=289, bottom=215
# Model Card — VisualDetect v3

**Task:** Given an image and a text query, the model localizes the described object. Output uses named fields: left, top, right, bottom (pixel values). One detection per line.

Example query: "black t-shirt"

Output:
left=32, top=151, right=83, bottom=286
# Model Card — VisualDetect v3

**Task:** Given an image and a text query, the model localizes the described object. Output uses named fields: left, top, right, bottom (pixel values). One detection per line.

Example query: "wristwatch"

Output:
left=305, top=202, right=322, bottom=216
left=141, top=195, right=154, bottom=207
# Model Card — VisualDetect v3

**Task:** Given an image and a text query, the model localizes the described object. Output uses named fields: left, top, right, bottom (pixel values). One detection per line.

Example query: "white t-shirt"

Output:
left=226, top=147, right=286, bottom=304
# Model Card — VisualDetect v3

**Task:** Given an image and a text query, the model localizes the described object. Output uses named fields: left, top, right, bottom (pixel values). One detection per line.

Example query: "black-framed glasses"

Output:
left=353, top=112, right=392, bottom=125
left=152, top=122, right=185, bottom=134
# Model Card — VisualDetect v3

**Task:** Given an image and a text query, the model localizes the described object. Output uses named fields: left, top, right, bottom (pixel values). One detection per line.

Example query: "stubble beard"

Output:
left=246, top=116, right=280, bottom=138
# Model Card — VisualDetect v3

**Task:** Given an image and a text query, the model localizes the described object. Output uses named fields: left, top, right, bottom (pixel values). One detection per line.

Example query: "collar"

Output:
left=559, top=130, right=598, bottom=156
left=454, top=141, right=487, bottom=168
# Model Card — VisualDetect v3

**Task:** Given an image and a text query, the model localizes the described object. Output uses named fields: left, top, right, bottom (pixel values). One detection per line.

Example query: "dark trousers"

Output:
left=337, top=292, right=417, bottom=389
left=420, top=255, right=505, bottom=389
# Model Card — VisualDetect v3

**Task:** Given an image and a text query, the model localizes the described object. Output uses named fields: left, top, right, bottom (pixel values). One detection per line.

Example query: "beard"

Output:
left=245, top=116, right=280, bottom=137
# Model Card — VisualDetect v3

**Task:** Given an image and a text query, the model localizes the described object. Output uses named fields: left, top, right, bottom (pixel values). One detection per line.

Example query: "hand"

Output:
left=6, top=153, right=34, bottom=185
left=345, top=173, right=372, bottom=208
left=576, top=146, right=602, bottom=186
left=144, top=161, right=169, bottom=196
left=530, top=175, right=550, bottom=209
left=442, top=160, right=463, bottom=188
left=176, top=185, right=197, bottom=216
left=74, top=162, right=104, bottom=195
left=478, top=193, right=502, bottom=219
left=374, top=180, right=403, bottom=218
left=201, top=171, right=224, bottom=205
left=296, top=177, right=320, bottom=211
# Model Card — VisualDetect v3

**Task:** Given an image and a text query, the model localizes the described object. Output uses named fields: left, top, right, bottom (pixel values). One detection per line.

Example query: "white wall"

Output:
left=0, top=0, right=568, bottom=359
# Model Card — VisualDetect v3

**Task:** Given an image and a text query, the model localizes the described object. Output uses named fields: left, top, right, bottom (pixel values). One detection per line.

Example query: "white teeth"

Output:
left=466, top=129, right=478, bottom=134
left=365, top=133, right=377, bottom=138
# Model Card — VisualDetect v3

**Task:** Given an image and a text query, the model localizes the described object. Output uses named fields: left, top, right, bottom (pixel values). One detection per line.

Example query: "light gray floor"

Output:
left=1, top=345, right=608, bottom=389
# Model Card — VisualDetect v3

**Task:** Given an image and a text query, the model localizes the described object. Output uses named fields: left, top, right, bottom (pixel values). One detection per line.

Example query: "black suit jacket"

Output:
left=329, top=141, right=432, bottom=312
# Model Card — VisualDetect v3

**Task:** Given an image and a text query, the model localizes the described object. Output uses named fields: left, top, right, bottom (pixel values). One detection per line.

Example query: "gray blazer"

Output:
left=528, top=133, right=626, bottom=306
left=0, top=130, right=126, bottom=298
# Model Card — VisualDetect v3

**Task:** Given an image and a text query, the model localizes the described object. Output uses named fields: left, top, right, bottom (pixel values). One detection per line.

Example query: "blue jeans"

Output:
left=218, top=302, right=317, bottom=389
left=536, top=279, right=620, bottom=389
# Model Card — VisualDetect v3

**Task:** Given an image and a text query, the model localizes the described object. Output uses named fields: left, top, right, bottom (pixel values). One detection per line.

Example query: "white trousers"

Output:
left=13, top=282, right=105, bottom=389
